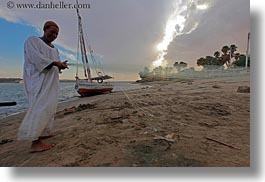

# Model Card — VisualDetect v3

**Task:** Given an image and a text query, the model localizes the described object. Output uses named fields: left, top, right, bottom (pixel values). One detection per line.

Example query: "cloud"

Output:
left=58, top=49, right=77, bottom=62
left=0, top=0, right=177, bottom=80
left=0, top=8, right=18, bottom=23
left=164, top=0, right=250, bottom=67
left=0, top=0, right=250, bottom=80
left=152, top=0, right=215, bottom=68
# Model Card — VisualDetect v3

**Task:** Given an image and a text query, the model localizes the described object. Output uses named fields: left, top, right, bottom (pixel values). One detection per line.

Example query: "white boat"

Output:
left=74, top=1, right=113, bottom=97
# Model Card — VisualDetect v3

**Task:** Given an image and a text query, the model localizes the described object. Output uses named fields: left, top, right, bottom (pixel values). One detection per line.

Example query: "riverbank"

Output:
left=0, top=81, right=145, bottom=118
left=0, top=74, right=250, bottom=167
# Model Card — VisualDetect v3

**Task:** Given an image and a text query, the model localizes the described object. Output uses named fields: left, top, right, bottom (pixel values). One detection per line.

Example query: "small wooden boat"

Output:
left=74, top=2, right=113, bottom=97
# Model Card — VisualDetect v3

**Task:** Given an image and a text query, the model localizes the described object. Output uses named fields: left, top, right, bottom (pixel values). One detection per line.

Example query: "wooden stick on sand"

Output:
left=205, top=137, right=241, bottom=150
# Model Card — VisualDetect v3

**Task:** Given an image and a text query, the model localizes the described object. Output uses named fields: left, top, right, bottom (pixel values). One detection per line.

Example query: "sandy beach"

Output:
left=0, top=75, right=250, bottom=167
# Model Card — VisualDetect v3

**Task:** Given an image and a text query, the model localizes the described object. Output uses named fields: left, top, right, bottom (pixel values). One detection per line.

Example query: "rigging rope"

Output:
left=75, top=0, right=111, bottom=84
left=84, top=30, right=107, bottom=77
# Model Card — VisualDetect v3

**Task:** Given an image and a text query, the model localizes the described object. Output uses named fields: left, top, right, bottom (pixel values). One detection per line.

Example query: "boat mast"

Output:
left=76, top=0, right=92, bottom=82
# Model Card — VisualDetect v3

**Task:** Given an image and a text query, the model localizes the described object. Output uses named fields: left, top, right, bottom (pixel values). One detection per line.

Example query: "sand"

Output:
left=0, top=75, right=250, bottom=167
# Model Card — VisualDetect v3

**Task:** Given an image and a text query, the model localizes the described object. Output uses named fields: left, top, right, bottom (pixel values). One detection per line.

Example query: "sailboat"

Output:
left=75, top=2, right=114, bottom=97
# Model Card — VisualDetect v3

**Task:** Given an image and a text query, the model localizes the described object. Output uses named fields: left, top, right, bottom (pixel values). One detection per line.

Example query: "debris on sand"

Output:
left=76, top=103, right=96, bottom=111
left=205, top=137, right=241, bottom=150
left=153, top=133, right=175, bottom=143
left=212, top=85, right=221, bottom=89
left=0, top=139, right=13, bottom=145
left=63, top=106, right=77, bottom=115
left=237, top=86, right=250, bottom=93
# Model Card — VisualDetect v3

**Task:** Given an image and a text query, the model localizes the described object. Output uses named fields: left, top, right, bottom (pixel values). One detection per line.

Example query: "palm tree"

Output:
left=228, top=44, right=238, bottom=67
left=221, top=46, right=230, bottom=55
left=213, top=51, right=223, bottom=65
left=174, top=61, right=188, bottom=72
left=214, top=51, right=220, bottom=58
left=230, top=44, right=237, bottom=54
left=221, top=46, right=230, bottom=66
left=197, top=57, right=205, bottom=66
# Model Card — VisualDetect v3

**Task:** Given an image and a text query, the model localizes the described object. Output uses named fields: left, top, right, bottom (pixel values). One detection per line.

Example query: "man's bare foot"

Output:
left=39, top=135, right=54, bottom=140
left=30, top=139, right=55, bottom=153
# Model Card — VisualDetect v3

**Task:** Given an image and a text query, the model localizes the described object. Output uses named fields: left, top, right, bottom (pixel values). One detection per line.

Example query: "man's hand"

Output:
left=53, top=60, right=69, bottom=70
left=61, top=60, right=69, bottom=70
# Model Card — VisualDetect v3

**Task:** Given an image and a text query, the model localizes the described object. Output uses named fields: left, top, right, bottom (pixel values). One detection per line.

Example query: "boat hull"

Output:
left=77, top=87, right=113, bottom=97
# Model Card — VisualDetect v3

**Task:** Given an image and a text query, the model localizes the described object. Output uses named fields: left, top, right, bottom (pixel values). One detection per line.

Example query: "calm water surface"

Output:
left=0, top=81, right=144, bottom=118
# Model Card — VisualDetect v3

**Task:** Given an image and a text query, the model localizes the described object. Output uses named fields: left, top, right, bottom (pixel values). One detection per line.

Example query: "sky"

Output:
left=0, top=0, right=250, bottom=81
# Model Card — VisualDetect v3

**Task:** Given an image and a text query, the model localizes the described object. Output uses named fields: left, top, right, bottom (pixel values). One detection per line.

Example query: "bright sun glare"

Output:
left=197, top=4, right=209, bottom=10
left=152, top=0, right=210, bottom=68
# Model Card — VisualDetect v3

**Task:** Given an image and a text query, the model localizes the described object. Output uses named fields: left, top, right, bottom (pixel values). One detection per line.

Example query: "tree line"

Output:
left=139, top=44, right=250, bottom=79
left=197, top=45, right=250, bottom=68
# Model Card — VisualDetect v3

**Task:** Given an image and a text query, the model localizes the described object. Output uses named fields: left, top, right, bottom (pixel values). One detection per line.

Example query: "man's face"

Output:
left=44, top=26, right=59, bottom=43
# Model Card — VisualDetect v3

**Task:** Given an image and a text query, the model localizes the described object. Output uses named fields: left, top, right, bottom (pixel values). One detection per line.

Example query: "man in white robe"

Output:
left=18, top=21, right=68, bottom=152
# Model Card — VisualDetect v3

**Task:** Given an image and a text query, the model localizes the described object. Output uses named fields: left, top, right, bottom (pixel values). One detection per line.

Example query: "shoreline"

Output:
left=0, top=90, right=128, bottom=120
left=0, top=75, right=250, bottom=167
left=0, top=81, right=148, bottom=119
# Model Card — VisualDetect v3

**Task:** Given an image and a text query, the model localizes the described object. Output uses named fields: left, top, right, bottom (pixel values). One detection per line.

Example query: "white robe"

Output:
left=18, top=36, right=60, bottom=141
